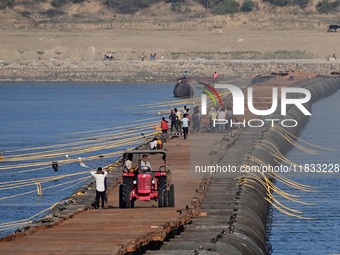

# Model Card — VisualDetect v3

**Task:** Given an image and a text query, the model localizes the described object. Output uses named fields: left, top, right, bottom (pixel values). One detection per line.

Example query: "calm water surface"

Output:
left=270, top=90, right=340, bottom=254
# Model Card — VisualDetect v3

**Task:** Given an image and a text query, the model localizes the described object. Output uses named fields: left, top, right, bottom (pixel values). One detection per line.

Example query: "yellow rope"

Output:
left=0, top=202, right=60, bottom=231
left=275, top=125, right=340, bottom=151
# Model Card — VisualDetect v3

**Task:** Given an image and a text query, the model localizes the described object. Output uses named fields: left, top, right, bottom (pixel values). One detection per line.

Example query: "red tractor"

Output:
left=119, top=150, right=175, bottom=208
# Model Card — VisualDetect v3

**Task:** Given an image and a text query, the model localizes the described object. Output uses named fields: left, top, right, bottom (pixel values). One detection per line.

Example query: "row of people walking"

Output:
left=164, top=105, right=235, bottom=136
left=167, top=106, right=201, bottom=139
left=208, top=106, right=235, bottom=133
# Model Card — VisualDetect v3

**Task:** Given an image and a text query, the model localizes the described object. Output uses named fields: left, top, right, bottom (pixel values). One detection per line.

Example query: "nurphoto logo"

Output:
left=201, top=84, right=312, bottom=128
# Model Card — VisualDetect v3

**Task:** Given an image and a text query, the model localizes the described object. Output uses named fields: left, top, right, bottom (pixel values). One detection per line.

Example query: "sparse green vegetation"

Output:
left=116, top=0, right=149, bottom=14
left=36, top=51, right=45, bottom=55
left=51, top=0, right=69, bottom=8
left=211, top=0, right=240, bottom=14
left=263, top=0, right=289, bottom=6
left=43, top=9, right=66, bottom=18
left=104, top=0, right=122, bottom=8
left=295, top=0, right=309, bottom=8
left=263, top=0, right=310, bottom=8
left=241, top=0, right=254, bottom=12
left=72, top=0, right=87, bottom=3
left=104, top=0, right=164, bottom=13
left=51, top=0, right=87, bottom=8
left=168, top=0, right=187, bottom=12
left=316, top=0, right=332, bottom=14
left=168, top=50, right=313, bottom=60
left=330, top=0, right=340, bottom=9
left=264, top=50, right=313, bottom=59
left=0, top=0, right=15, bottom=10
left=171, top=52, right=182, bottom=59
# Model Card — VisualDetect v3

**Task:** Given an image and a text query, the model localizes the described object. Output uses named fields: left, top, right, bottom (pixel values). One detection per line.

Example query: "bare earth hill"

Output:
left=1, top=0, right=340, bottom=81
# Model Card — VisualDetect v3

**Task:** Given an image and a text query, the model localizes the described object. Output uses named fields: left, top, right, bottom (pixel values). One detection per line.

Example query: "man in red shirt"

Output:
left=161, top=117, right=168, bottom=140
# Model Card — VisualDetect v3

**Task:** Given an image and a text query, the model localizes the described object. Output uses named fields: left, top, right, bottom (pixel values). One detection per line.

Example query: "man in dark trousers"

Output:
left=169, top=110, right=178, bottom=133
left=181, top=113, right=190, bottom=139
left=91, top=167, right=108, bottom=209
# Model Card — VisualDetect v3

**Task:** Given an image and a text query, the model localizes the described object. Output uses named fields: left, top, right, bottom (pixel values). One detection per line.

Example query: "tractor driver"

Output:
left=141, top=154, right=152, bottom=172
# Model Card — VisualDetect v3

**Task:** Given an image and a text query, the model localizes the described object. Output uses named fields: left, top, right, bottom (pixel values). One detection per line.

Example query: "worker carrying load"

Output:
left=150, top=137, right=163, bottom=150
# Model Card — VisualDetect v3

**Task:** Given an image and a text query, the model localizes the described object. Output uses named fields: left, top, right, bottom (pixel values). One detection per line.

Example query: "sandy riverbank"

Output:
left=1, top=29, right=340, bottom=82
left=1, top=29, right=340, bottom=61
left=0, top=59, right=339, bottom=82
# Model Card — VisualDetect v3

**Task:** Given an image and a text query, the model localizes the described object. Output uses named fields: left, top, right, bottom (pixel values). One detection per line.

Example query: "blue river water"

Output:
left=0, top=82, right=183, bottom=237
left=270, top=90, right=340, bottom=254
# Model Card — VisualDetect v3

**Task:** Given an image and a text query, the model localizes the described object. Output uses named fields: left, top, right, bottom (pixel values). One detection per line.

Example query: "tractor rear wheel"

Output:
left=168, top=184, right=175, bottom=207
left=119, top=184, right=131, bottom=208
left=158, top=187, right=167, bottom=207
left=123, top=177, right=132, bottom=188
left=158, top=176, right=167, bottom=207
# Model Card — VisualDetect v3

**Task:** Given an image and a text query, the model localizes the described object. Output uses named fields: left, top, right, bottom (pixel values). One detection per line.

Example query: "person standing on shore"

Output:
left=90, top=167, right=108, bottom=209
left=142, top=53, right=144, bottom=61
left=213, top=72, right=218, bottom=81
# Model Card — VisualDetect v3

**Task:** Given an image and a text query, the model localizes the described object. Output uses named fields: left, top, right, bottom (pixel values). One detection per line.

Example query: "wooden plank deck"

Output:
left=0, top=133, right=223, bottom=255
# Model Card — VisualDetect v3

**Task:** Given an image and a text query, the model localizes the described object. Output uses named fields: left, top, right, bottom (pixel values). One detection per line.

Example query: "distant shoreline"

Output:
left=0, top=59, right=340, bottom=82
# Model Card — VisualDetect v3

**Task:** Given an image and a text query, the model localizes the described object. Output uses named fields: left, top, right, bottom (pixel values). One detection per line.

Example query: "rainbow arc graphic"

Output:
left=198, top=82, right=223, bottom=107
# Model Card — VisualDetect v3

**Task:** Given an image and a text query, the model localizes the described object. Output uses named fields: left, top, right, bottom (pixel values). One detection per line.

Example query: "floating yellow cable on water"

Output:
left=274, top=125, right=340, bottom=151
left=0, top=202, right=60, bottom=231
left=0, top=130, right=157, bottom=171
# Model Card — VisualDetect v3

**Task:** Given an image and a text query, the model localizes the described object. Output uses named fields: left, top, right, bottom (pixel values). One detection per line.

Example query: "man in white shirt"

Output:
left=91, top=167, right=108, bottom=209
left=181, top=114, right=190, bottom=139
left=141, top=154, right=152, bottom=172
